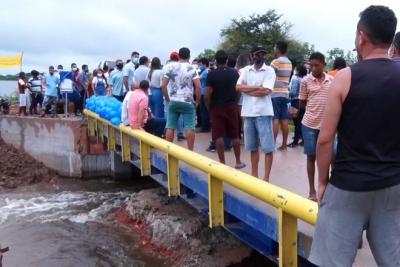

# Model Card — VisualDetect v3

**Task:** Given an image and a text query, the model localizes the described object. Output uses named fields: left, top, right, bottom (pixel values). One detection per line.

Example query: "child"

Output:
left=17, top=72, right=30, bottom=116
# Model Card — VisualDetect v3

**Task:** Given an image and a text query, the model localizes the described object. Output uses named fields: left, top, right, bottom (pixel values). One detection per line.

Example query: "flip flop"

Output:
left=308, top=194, right=317, bottom=202
left=235, top=163, right=246, bottom=169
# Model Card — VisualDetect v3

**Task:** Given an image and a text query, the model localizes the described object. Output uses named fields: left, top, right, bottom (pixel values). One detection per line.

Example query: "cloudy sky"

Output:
left=1, top=0, right=399, bottom=74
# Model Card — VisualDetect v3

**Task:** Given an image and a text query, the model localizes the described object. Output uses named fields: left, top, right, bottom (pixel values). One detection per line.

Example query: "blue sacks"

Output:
left=85, top=95, right=122, bottom=125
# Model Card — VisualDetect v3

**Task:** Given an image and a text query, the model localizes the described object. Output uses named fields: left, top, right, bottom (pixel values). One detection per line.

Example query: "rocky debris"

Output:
left=114, top=188, right=251, bottom=267
left=0, top=138, right=59, bottom=189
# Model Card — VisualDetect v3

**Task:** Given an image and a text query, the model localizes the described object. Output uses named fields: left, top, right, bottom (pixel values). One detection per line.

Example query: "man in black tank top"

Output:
left=309, top=5, right=400, bottom=266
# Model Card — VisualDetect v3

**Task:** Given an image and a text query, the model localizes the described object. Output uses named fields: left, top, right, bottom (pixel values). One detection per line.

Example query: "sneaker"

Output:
left=299, top=140, right=304, bottom=146
left=288, top=142, right=298, bottom=148
left=206, top=145, right=216, bottom=152
left=177, top=134, right=185, bottom=141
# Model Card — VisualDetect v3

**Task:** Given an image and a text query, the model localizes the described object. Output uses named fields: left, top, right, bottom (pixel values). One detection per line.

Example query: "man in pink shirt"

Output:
left=299, top=52, right=333, bottom=201
left=128, top=80, right=166, bottom=137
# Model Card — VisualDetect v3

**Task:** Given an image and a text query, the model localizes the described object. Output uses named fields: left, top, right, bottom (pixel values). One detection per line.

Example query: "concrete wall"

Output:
left=0, top=116, right=85, bottom=177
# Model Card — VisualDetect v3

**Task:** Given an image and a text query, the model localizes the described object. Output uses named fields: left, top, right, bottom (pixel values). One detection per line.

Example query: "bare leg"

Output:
left=279, top=120, right=289, bottom=150
left=273, top=119, right=279, bottom=142
left=232, top=138, right=244, bottom=168
left=185, top=129, right=195, bottom=151
left=307, top=155, right=317, bottom=200
left=166, top=129, right=175, bottom=143
left=250, top=150, right=259, bottom=178
left=215, top=137, right=225, bottom=163
left=264, top=152, right=273, bottom=182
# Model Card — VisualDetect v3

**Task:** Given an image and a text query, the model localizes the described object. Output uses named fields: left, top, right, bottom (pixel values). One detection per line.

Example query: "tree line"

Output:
left=197, top=9, right=357, bottom=68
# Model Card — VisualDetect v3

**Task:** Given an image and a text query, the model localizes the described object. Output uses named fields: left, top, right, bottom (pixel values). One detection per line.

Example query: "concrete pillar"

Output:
left=110, top=151, right=134, bottom=179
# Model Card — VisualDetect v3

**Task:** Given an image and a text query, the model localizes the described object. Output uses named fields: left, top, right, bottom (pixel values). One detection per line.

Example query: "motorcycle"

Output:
left=0, top=96, right=10, bottom=114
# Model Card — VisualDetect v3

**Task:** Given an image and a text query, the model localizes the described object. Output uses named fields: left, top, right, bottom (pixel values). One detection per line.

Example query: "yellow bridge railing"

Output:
left=84, top=109, right=318, bottom=267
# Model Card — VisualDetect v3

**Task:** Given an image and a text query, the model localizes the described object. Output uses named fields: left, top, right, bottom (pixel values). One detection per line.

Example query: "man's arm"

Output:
left=193, top=78, right=201, bottom=107
left=161, top=77, right=170, bottom=102
left=123, top=76, right=129, bottom=91
left=205, top=86, right=213, bottom=111
left=236, top=84, right=265, bottom=93
left=316, top=68, right=351, bottom=203
left=246, top=88, right=272, bottom=96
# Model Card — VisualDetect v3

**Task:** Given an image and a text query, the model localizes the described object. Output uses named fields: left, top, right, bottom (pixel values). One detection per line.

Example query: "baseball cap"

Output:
left=170, top=51, right=179, bottom=61
left=251, top=45, right=267, bottom=54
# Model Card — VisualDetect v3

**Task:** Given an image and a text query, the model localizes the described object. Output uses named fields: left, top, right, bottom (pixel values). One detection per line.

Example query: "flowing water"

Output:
left=0, top=178, right=170, bottom=267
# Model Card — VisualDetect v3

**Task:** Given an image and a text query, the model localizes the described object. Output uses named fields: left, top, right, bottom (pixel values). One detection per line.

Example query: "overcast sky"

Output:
left=1, top=0, right=399, bottom=74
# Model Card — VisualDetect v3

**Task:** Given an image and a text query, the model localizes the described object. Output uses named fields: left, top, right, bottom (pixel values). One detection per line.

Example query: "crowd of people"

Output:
left=12, top=5, right=400, bottom=266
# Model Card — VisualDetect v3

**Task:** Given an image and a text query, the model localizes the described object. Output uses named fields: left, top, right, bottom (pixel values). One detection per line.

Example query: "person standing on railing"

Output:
left=310, top=5, right=400, bottom=266
left=162, top=47, right=201, bottom=151
left=299, top=52, right=333, bottom=201
left=128, top=80, right=166, bottom=137
left=236, top=45, right=276, bottom=182
left=205, top=50, right=245, bottom=169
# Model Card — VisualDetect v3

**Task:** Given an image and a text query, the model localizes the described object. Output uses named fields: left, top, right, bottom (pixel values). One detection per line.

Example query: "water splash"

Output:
left=0, top=191, right=130, bottom=225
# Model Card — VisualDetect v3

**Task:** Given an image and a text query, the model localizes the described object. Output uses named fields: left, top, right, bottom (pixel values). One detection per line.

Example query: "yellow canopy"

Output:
left=0, top=54, right=22, bottom=68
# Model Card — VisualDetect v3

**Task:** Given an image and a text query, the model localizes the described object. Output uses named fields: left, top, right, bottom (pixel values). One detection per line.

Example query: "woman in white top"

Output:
left=92, top=69, right=108, bottom=96
left=147, top=57, right=164, bottom=118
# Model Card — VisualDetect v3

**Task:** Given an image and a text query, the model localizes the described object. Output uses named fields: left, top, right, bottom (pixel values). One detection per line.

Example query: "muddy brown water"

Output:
left=0, top=177, right=171, bottom=267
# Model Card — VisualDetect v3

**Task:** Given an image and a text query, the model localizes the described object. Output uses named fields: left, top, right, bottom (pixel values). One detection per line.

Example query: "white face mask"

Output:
left=72, top=67, right=77, bottom=72
left=97, top=73, right=103, bottom=77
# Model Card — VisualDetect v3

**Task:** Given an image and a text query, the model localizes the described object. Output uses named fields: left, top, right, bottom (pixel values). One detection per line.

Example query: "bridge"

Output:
left=84, top=110, right=374, bottom=267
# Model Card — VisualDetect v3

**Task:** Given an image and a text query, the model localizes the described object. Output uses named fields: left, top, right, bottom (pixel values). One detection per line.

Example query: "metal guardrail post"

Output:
left=167, top=154, right=180, bottom=196
left=208, top=174, right=224, bottom=227
left=121, top=132, right=131, bottom=162
left=97, top=120, right=104, bottom=143
left=140, top=140, right=151, bottom=176
left=88, top=117, right=95, bottom=137
left=278, top=208, right=298, bottom=267
left=107, top=125, right=116, bottom=151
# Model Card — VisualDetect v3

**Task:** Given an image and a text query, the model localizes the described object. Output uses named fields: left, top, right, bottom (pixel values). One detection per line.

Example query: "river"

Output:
left=0, top=178, right=170, bottom=267
left=0, top=80, right=17, bottom=97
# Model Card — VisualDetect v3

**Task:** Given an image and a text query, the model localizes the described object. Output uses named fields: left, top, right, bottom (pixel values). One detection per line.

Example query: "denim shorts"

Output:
left=166, top=101, right=195, bottom=130
left=243, top=116, right=275, bottom=153
left=302, top=125, right=320, bottom=156
left=272, top=97, right=290, bottom=120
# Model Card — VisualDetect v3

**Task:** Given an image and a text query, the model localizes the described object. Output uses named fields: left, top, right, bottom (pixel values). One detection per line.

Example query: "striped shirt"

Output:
left=299, top=73, right=333, bottom=129
left=270, top=56, right=292, bottom=98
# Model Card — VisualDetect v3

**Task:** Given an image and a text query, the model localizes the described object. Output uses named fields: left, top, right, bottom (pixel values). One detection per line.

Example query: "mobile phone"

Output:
left=0, top=247, right=9, bottom=253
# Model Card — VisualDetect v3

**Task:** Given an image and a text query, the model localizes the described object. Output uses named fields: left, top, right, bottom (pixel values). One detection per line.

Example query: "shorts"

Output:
left=166, top=101, right=195, bottom=130
left=243, top=116, right=274, bottom=153
left=302, top=125, right=319, bottom=156
left=210, top=105, right=239, bottom=140
left=272, top=97, right=290, bottom=120
left=309, top=183, right=400, bottom=266
left=19, top=93, right=27, bottom=107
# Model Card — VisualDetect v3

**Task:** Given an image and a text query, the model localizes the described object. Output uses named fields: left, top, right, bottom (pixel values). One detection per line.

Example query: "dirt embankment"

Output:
left=114, top=188, right=252, bottom=267
left=0, top=138, right=59, bottom=189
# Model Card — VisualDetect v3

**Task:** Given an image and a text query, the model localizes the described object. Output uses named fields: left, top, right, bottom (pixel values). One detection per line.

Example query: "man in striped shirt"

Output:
left=270, top=41, right=292, bottom=151
left=299, top=52, right=333, bottom=201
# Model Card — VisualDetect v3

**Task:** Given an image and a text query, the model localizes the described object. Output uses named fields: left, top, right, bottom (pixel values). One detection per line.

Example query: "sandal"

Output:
left=235, top=163, right=246, bottom=169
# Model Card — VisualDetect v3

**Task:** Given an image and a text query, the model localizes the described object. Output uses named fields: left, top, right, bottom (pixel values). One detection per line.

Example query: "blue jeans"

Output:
left=149, top=87, right=164, bottom=118
left=200, top=95, right=210, bottom=131
left=244, top=116, right=275, bottom=153
left=144, top=117, right=166, bottom=138
left=302, top=125, right=319, bottom=156
left=164, top=100, right=184, bottom=135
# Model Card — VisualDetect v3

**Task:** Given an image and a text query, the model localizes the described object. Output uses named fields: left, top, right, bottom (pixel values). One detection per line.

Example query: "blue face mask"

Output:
left=132, top=57, right=139, bottom=65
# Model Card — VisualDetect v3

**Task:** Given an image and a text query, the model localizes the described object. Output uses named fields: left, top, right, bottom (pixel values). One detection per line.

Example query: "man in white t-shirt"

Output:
left=237, top=45, right=276, bottom=182
left=162, top=47, right=201, bottom=151
left=123, top=51, right=139, bottom=91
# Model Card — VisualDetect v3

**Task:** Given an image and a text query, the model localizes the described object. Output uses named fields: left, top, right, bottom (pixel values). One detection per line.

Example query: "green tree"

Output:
left=326, top=48, right=357, bottom=68
left=196, top=49, right=216, bottom=61
left=218, top=10, right=314, bottom=66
